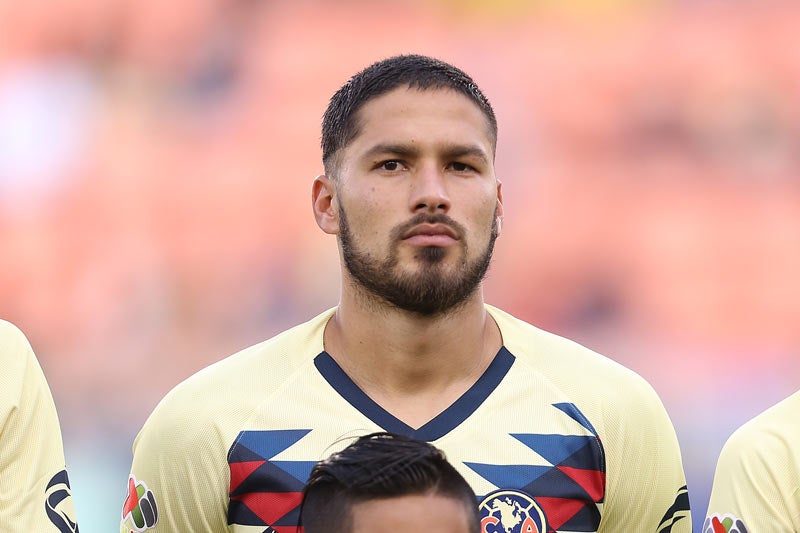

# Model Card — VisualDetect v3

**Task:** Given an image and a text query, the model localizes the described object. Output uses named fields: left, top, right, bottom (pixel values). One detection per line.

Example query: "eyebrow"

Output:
left=361, top=143, right=491, bottom=164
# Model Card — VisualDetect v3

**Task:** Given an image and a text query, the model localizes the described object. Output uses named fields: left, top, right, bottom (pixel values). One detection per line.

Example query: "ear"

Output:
left=495, top=179, right=504, bottom=236
left=312, top=175, right=339, bottom=235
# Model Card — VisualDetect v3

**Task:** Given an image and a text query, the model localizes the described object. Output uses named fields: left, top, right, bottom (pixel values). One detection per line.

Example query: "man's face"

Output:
left=350, top=493, right=477, bottom=533
left=330, top=86, right=502, bottom=316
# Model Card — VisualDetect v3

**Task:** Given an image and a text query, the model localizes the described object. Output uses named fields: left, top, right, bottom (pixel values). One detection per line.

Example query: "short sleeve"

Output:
left=598, top=377, right=691, bottom=532
left=120, top=384, right=231, bottom=532
left=0, top=320, right=78, bottom=531
left=705, top=410, right=800, bottom=533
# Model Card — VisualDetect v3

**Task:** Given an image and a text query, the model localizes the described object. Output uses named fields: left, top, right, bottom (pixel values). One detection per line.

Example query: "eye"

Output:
left=449, top=161, right=474, bottom=172
left=379, top=160, right=405, bottom=171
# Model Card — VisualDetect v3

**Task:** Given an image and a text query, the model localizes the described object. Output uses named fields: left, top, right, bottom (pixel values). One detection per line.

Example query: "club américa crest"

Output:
left=479, top=489, right=547, bottom=533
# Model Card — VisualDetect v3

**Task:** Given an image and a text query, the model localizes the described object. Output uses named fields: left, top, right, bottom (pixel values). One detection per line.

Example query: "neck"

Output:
left=324, top=283, right=502, bottom=426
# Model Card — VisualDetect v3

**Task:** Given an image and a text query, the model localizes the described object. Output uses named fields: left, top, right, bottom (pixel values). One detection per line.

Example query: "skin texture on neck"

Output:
left=324, top=283, right=501, bottom=427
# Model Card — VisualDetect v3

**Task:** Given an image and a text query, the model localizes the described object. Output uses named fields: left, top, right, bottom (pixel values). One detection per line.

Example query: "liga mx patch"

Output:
left=480, top=489, right=547, bottom=533
left=703, top=514, right=749, bottom=533
left=121, top=475, right=158, bottom=532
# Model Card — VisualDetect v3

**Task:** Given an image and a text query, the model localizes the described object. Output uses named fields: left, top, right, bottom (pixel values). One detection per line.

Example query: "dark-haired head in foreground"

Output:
left=299, top=432, right=480, bottom=533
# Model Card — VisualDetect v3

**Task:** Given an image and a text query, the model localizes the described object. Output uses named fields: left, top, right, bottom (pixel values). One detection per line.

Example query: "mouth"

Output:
left=401, top=223, right=460, bottom=246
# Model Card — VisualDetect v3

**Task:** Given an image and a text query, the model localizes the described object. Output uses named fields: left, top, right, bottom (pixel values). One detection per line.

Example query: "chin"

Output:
left=414, top=245, right=457, bottom=264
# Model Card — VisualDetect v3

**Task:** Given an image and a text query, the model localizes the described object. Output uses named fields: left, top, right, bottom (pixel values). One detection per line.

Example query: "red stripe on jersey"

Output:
left=557, top=466, right=605, bottom=502
left=230, top=491, right=303, bottom=525
left=536, top=496, right=585, bottom=531
left=229, top=460, right=266, bottom=493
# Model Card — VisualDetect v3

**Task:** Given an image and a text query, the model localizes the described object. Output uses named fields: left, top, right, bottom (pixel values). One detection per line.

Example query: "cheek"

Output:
left=344, top=203, right=391, bottom=244
left=457, top=183, right=498, bottom=216
left=469, top=200, right=500, bottom=236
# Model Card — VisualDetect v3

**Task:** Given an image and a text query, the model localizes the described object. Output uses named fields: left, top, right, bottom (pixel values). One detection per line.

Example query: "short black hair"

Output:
left=321, top=54, right=497, bottom=177
left=299, top=432, right=480, bottom=533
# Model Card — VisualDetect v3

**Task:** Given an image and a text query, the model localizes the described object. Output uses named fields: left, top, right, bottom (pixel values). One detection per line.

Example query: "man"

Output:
left=704, top=391, right=800, bottom=533
left=0, top=319, right=79, bottom=532
left=299, top=432, right=479, bottom=533
left=121, top=54, right=691, bottom=533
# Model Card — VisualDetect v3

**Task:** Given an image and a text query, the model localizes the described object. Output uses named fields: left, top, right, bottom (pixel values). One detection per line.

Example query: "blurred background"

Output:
left=2, top=0, right=799, bottom=530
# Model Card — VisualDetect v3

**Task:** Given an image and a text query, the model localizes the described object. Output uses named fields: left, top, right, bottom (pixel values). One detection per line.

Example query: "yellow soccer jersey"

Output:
left=0, top=320, right=78, bottom=532
left=121, top=306, right=690, bottom=533
left=704, top=390, right=800, bottom=533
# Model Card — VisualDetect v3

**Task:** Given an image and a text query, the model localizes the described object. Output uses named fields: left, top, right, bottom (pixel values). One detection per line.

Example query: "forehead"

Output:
left=346, top=86, right=495, bottom=158
left=350, top=493, right=474, bottom=533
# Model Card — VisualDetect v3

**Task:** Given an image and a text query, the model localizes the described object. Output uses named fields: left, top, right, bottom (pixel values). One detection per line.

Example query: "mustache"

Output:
left=390, top=213, right=466, bottom=242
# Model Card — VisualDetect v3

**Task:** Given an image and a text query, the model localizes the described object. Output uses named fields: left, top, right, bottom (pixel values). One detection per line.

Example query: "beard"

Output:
left=338, top=205, right=498, bottom=317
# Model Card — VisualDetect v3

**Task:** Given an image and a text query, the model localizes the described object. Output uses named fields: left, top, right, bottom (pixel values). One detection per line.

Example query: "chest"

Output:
left=226, top=351, right=606, bottom=533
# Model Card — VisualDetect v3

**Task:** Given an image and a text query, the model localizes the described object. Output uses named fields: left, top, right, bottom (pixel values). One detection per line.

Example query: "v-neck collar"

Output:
left=313, top=347, right=515, bottom=441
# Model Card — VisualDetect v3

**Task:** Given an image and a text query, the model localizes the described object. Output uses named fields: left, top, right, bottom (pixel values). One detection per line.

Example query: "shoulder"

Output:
left=488, top=305, right=657, bottom=396
left=719, top=391, right=800, bottom=466
left=487, top=305, right=673, bottom=446
left=135, top=309, right=334, bottom=444
left=0, top=319, right=33, bottom=362
left=0, top=319, right=42, bottom=403
left=734, top=390, right=800, bottom=437
left=0, top=318, right=25, bottom=338
left=707, top=392, right=800, bottom=531
left=175, top=308, right=331, bottom=394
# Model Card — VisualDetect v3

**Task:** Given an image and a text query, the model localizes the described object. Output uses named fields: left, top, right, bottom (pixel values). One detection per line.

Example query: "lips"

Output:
left=401, top=223, right=459, bottom=240
left=400, top=223, right=460, bottom=247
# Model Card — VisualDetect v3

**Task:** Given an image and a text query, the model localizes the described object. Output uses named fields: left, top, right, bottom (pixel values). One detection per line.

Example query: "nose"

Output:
left=409, top=163, right=451, bottom=213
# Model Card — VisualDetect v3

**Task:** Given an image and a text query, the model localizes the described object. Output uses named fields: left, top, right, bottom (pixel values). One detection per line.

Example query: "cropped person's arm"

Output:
left=121, top=393, right=230, bottom=532
left=0, top=320, right=78, bottom=531
left=705, top=417, right=800, bottom=533
left=598, top=379, right=691, bottom=532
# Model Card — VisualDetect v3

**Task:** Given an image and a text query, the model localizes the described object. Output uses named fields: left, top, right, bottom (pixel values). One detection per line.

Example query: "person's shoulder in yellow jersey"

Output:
left=705, top=390, right=800, bottom=533
left=0, top=319, right=79, bottom=531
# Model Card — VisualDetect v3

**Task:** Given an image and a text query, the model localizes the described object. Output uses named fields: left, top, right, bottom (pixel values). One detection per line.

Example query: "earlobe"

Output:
left=312, top=175, right=340, bottom=235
